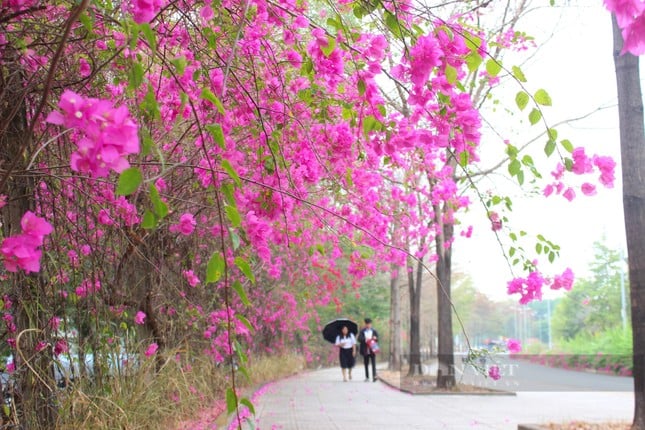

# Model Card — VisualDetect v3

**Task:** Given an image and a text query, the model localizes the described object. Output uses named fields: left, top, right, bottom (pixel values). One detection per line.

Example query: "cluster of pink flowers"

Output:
left=507, top=267, right=575, bottom=304
left=169, top=213, right=196, bottom=236
left=543, top=147, right=616, bottom=201
left=46, top=90, right=140, bottom=178
left=488, top=365, right=501, bottom=380
left=1, top=0, right=38, bottom=12
left=506, top=338, right=522, bottom=353
left=134, top=311, right=147, bottom=325
left=605, top=0, right=645, bottom=55
left=0, top=211, right=53, bottom=273
left=129, top=0, right=165, bottom=24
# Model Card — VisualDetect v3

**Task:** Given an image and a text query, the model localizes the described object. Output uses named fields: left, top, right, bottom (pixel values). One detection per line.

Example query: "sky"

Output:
left=451, top=3, right=636, bottom=301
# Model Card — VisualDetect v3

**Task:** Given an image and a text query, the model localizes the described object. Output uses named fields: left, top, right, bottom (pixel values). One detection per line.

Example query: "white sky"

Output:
left=452, top=3, right=637, bottom=301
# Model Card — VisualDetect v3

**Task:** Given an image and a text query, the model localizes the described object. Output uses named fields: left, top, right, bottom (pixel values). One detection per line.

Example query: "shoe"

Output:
left=343, top=378, right=347, bottom=382
left=373, top=378, right=377, bottom=382
left=364, top=378, right=369, bottom=382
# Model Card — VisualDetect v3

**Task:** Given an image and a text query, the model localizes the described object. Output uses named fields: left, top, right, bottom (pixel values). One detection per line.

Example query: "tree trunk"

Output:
left=0, top=56, right=57, bottom=427
left=407, top=257, right=423, bottom=376
left=436, top=208, right=455, bottom=388
left=611, top=15, right=645, bottom=430
left=388, top=266, right=402, bottom=371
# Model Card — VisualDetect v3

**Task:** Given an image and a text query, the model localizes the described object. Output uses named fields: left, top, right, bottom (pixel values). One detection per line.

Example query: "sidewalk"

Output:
left=239, top=366, right=632, bottom=430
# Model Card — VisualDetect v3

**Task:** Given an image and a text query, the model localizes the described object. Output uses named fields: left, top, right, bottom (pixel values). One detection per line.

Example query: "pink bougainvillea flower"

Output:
left=134, top=311, right=146, bottom=325
left=551, top=268, right=575, bottom=291
left=506, top=338, right=522, bottom=354
left=53, top=339, right=68, bottom=356
left=183, top=269, right=200, bottom=287
left=20, top=211, right=53, bottom=242
left=581, top=183, right=597, bottom=196
left=170, top=213, right=196, bottom=236
left=5, top=361, right=15, bottom=374
left=145, top=342, right=159, bottom=358
left=488, top=365, right=501, bottom=380
left=46, top=90, right=140, bottom=178
left=1, top=211, right=52, bottom=274
left=489, top=211, right=502, bottom=231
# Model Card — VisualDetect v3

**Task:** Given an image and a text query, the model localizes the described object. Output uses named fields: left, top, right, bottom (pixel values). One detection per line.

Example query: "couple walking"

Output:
left=335, top=318, right=379, bottom=382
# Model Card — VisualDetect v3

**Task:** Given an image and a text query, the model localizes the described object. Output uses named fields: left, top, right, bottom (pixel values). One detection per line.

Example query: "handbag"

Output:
left=367, top=338, right=380, bottom=354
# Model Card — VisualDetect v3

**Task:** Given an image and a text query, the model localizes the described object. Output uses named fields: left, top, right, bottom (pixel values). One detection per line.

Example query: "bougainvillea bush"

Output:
left=0, top=0, right=634, bottom=427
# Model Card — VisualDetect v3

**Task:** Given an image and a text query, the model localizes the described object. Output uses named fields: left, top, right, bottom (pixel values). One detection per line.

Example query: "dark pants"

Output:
left=363, top=353, right=376, bottom=379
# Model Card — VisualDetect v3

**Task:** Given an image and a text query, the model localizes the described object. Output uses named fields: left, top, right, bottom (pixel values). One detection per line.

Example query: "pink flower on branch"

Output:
left=134, top=311, right=146, bottom=325
left=46, top=90, right=140, bottom=178
left=488, top=365, right=501, bottom=380
left=145, top=342, right=159, bottom=358
left=506, top=338, right=522, bottom=354
left=1, top=211, right=52, bottom=274
left=170, top=213, right=196, bottom=236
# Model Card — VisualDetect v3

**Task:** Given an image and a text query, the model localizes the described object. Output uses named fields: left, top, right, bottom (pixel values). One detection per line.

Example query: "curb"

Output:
left=377, top=375, right=516, bottom=396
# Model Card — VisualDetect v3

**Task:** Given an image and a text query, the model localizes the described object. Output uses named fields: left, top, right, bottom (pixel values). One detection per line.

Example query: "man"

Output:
left=357, top=317, right=379, bottom=382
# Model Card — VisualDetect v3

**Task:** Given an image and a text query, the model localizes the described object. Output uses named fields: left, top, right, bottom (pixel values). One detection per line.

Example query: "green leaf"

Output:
left=528, top=108, right=542, bottom=125
left=170, top=56, right=187, bottom=75
left=536, top=243, right=543, bottom=254
left=515, top=91, right=529, bottom=111
left=149, top=184, right=169, bottom=218
left=561, top=139, right=574, bottom=153
left=221, top=183, right=236, bottom=207
left=225, top=205, right=241, bottom=228
left=200, top=88, right=225, bottom=114
left=357, top=79, right=366, bottom=96
left=226, top=387, right=237, bottom=415
left=206, top=124, right=226, bottom=149
left=128, top=63, right=145, bottom=90
left=142, top=133, right=153, bottom=156
left=206, top=252, right=225, bottom=284
left=509, top=247, right=516, bottom=257
left=517, top=170, right=525, bottom=185
left=141, top=84, right=161, bottom=120
left=234, top=257, right=255, bottom=284
left=521, top=154, right=534, bottom=166
left=141, top=210, right=157, bottom=229
left=240, top=398, right=256, bottom=415
left=485, top=59, right=502, bottom=77
left=232, top=280, right=250, bottom=306
left=445, top=65, right=458, bottom=84
left=458, top=151, right=469, bottom=168
left=362, top=115, right=379, bottom=137
left=236, top=314, right=254, bottom=332
left=321, top=35, right=336, bottom=57
left=384, top=11, right=403, bottom=37
left=116, top=167, right=143, bottom=196
left=79, top=12, right=93, bottom=32
left=512, top=65, right=527, bottom=82
left=465, top=52, right=483, bottom=73
left=508, top=159, right=521, bottom=176
left=564, top=157, right=573, bottom=171
left=139, top=23, right=157, bottom=53
left=547, top=128, right=558, bottom=141
left=230, top=230, right=241, bottom=250
left=545, top=139, right=556, bottom=157
left=534, top=89, right=552, bottom=106
left=222, top=159, right=241, bottom=187
left=549, top=252, right=556, bottom=263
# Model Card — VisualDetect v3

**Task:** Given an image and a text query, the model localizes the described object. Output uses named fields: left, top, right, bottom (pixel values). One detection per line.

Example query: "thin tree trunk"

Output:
left=388, top=266, right=402, bottom=371
left=612, top=15, right=645, bottom=430
left=407, top=257, right=423, bottom=376
left=436, top=206, right=455, bottom=388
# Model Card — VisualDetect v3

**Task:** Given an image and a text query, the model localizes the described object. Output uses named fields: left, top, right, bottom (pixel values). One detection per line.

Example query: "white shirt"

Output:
left=364, top=328, right=373, bottom=340
left=335, top=333, right=356, bottom=349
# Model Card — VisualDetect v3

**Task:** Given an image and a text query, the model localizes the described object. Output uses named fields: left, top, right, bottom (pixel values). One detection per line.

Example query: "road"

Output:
left=236, top=361, right=633, bottom=430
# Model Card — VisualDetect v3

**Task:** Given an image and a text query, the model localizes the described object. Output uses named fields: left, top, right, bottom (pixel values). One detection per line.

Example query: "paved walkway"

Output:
left=239, top=366, right=633, bottom=430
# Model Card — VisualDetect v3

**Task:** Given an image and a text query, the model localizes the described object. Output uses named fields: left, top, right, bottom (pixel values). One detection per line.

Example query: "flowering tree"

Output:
left=0, top=0, right=627, bottom=427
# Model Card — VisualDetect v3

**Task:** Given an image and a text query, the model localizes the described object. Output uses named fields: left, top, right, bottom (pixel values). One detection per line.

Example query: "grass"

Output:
left=55, top=350, right=304, bottom=430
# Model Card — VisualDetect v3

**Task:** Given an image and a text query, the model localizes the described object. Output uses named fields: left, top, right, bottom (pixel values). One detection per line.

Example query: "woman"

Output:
left=335, top=325, right=356, bottom=381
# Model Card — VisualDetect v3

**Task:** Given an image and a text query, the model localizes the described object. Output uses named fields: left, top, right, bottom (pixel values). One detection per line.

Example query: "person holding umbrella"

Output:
left=322, top=318, right=358, bottom=382
left=357, top=317, right=379, bottom=382
left=335, top=325, right=356, bottom=381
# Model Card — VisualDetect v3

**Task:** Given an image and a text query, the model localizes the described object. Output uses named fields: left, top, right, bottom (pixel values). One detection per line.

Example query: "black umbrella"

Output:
left=322, top=318, right=358, bottom=344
